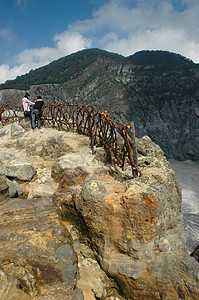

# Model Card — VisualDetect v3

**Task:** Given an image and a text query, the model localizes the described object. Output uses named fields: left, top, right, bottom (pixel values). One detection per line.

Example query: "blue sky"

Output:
left=0, top=0, right=199, bottom=84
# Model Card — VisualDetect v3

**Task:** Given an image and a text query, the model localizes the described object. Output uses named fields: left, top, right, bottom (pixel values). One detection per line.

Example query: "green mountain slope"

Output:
left=0, top=48, right=125, bottom=90
left=0, top=48, right=196, bottom=90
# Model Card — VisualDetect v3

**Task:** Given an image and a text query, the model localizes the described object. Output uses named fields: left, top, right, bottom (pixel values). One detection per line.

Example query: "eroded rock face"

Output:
left=11, top=123, right=25, bottom=137
left=41, top=132, right=91, bottom=159
left=0, top=196, right=83, bottom=299
left=0, top=155, right=36, bottom=181
left=55, top=136, right=199, bottom=300
left=0, top=122, right=199, bottom=299
left=0, top=123, right=115, bottom=299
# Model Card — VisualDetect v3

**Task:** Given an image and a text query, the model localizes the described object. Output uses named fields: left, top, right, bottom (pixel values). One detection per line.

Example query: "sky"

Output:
left=0, top=0, right=199, bottom=84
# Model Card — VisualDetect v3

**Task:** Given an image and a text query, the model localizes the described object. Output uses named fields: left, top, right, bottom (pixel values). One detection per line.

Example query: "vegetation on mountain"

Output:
left=0, top=48, right=197, bottom=90
left=128, top=49, right=195, bottom=70
left=0, top=48, right=125, bottom=90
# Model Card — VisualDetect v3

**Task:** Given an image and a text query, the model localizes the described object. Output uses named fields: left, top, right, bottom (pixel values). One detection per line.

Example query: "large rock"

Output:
left=52, top=153, right=91, bottom=184
left=0, top=151, right=36, bottom=181
left=41, top=132, right=91, bottom=159
left=29, top=181, right=59, bottom=198
left=19, top=117, right=32, bottom=131
left=0, top=196, right=83, bottom=299
left=51, top=152, right=109, bottom=184
left=6, top=178, right=22, bottom=198
left=11, top=123, right=25, bottom=137
left=1, top=160, right=36, bottom=181
left=55, top=136, right=199, bottom=299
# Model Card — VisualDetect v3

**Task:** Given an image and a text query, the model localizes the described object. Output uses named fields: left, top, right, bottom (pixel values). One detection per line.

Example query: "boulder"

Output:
left=19, top=117, right=32, bottom=131
left=51, top=152, right=109, bottom=186
left=6, top=178, right=18, bottom=198
left=56, top=136, right=199, bottom=299
left=41, top=132, right=90, bottom=159
left=6, top=178, right=23, bottom=198
left=0, top=196, right=83, bottom=299
left=10, top=123, right=25, bottom=137
left=29, top=181, right=59, bottom=198
left=3, top=161, right=36, bottom=181
left=51, top=153, right=90, bottom=184
left=0, top=151, right=36, bottom=181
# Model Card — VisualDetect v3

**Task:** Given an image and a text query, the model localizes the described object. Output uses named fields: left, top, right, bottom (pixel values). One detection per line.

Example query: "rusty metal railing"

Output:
left=0, top=103, right=142, bottom=177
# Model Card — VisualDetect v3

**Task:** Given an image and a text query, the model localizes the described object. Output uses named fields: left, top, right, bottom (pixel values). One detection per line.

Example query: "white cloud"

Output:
left=1, top=0, right=199, bottom=84
left=15, top=31, right=91, bottom=65
left=0, top=64, right=32, bottom=84
left=54, top=31, right=91, bottom=54
left=104, top=27, right=199, bottom=60
left=0, top=31, right=91, bottom=84
left=89, top=0, right=199, bottom=59
left=56, top=0, right=199, bottom=62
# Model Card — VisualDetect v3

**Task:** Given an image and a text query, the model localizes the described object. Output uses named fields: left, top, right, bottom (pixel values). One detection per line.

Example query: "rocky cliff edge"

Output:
left=0, top=119, right=198, bottom=299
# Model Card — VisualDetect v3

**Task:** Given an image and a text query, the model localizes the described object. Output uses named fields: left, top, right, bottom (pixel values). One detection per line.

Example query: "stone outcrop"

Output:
left=54, top=135, right=199, bottom=299
left=0, top=194, right=82, bottom=299
left=40, top=132, right=90, bottom=159
left=0, top=120, right=198, bottom=299
left=0, top=122, right=123, bottom=299
left=11, top=123, right=25, bottom=137
left=0, top=154, right=36, bottom=181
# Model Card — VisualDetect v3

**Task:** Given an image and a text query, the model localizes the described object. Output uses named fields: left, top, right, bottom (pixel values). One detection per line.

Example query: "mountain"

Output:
left=0, top=48, right=199, bottom=161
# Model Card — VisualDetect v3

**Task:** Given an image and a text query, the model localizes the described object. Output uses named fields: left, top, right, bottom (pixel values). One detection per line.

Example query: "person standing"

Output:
left=22, top=93, right=35, bottom=117
left=31, top=96, right=44, bottom=129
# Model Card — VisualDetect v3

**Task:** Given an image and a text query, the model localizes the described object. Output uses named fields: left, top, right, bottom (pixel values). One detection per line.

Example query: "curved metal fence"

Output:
left=0, top=103, right=142, bottom=177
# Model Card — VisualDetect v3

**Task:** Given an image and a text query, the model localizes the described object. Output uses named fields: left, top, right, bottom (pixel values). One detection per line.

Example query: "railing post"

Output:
left=129, top=121, right=138, bottom=167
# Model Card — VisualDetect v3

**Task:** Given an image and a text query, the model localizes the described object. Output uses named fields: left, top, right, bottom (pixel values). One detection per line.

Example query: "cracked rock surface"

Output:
left=0, top=121, right=199, bottom=299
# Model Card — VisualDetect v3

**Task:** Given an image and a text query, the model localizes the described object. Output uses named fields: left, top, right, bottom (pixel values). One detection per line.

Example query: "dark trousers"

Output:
left=24, top=111, right=34, bottom=128
left=31, top=109, right=41, bottom=129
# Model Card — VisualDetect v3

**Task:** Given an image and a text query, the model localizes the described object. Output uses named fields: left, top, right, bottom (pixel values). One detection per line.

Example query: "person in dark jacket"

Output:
left=31, top=95, right=44, bottom=129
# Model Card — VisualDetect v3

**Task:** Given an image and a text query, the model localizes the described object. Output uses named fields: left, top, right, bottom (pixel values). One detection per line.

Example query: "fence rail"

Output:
left=0, top=103, right=142, bottom=177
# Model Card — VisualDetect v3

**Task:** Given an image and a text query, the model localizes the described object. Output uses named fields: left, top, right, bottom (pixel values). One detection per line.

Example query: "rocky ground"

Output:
left=0, top=121, right=126, bottom=299
left=0, top=119, right=199, bottom=299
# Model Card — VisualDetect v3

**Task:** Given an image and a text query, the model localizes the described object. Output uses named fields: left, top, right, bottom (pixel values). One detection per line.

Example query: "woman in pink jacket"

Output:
left=22, top=93, right=35, bottom=118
